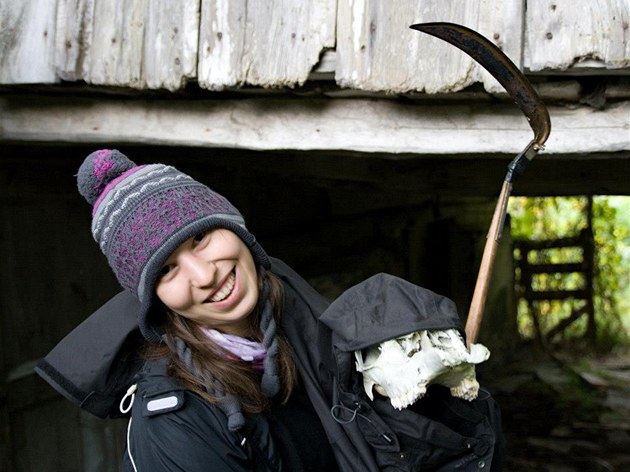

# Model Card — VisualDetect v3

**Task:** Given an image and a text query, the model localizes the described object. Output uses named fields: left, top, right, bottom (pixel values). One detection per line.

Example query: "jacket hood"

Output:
left=314, top=273, right=502, bottom=472
left=319, top=273, right=464, bottom=353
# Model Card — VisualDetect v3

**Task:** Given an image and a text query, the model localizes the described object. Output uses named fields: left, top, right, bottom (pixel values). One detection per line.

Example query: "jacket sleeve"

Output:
left=126, top=393, right=254, bottom=472
left=35, top=290, right=143, bottom=418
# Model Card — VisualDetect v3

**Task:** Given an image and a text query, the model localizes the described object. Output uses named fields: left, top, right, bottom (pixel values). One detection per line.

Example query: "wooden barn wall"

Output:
left=1, top=0, right=628, bottom=90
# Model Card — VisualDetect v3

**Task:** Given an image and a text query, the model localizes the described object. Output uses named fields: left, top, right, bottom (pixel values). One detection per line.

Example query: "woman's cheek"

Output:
left=156, top=280, right=189, bottom=311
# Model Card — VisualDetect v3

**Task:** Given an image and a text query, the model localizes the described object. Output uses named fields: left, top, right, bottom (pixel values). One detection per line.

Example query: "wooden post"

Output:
left=584, top=197, right=596, bottom=344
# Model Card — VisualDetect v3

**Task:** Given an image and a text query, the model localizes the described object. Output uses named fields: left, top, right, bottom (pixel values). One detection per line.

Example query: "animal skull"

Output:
left=355, top=329, right=490, bottom=410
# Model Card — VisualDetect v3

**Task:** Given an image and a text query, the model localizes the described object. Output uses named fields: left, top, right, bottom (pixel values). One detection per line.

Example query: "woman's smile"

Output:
left=206, top=269, right=237, bottom=303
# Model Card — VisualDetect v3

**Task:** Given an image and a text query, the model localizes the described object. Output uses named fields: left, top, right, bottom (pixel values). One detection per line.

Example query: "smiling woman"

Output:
left=68, top=149, right=334, bottom=471
left=36, top=148, right=505, bottom=472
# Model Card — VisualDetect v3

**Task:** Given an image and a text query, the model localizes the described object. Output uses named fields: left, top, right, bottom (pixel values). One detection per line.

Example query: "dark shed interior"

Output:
left=2, top=142, right=629, bottom=470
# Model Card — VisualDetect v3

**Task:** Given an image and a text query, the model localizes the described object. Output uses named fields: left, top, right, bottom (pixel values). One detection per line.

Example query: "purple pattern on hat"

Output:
left=107, top=184, right=242, bottom=294
left=92, top=165, right=146, bottom=216
left=93, top=166, right=189, bottom=247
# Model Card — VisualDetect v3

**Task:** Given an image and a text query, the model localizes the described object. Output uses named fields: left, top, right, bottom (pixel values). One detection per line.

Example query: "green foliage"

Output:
left=592, top=198, right=630, bottom=350
left=509, top=196, right=630, bottom=351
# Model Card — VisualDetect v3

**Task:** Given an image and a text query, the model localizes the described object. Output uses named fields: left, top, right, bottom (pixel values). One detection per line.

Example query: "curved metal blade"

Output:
left=410, top=22, right=551, bottom=156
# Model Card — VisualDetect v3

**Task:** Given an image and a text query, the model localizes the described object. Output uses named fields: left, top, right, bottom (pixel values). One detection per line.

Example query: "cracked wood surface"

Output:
left=1, top=0, right=628, bottom=90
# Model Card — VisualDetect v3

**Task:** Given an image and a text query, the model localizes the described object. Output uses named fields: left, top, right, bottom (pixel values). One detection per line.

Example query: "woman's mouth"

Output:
left=207, top=270, right=236, bottom=303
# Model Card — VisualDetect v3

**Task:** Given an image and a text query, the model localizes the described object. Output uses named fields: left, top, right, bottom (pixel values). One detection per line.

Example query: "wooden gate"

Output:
left=513, top=202, right=595, bottom=345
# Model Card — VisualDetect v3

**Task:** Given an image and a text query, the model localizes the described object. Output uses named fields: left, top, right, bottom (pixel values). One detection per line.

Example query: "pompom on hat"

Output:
left=77, top=149, right=271, bottom=343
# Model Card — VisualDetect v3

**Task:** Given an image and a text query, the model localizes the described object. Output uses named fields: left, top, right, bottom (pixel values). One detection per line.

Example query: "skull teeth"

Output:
left=388, top=385, right=427, bottom=410
left=450, top=378, right=480, bottom=401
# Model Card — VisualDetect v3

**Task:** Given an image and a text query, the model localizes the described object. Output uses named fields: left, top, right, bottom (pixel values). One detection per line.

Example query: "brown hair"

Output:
left=145, top=271, right=298, bottom=413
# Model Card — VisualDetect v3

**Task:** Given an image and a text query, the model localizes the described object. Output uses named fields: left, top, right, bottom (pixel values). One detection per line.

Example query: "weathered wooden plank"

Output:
left=86, top=0, right=147, bottom=87
left=197, top=0, right=336, bottom=90
left=525, top=0, right=630, bottom=72
left=142, top=1, right=200, bottom=90
left=57, top=0, right=200, bottom=90
left=514, top=234, right=586, bottom=250
left=335, top=0, right=525, bottom=93
left=1, top=95, right=628, bottom=155
left=526, top=289, right=589, bottom=300
left=197, top=0, right=246, bottom=89
left=521, top=262, right=586, bottom=274
left=0, top=0, right=58, bottom=84
left=54, top=0, right=95, bottom=81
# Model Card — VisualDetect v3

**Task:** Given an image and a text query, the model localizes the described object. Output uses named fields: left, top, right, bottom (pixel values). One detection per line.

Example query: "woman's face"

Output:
left=155, top=229, right=259, bottom=337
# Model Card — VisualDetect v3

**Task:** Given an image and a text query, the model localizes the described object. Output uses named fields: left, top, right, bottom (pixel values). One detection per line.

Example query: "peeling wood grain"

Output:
left=0, top=0, right=58, bottom=84
left=525, top=0, right=630, bottom=72
left=142, top=1, right=199, bottom=90
left=1, top=95, right=628, bottom=155
left=57, top=0, right=199, bottom=90
left=197, top=0, right=246, bottom=89
left=197, top=0, right=336, bottom=90
left=86, top=0, right=146, bottom=87
left=335, top=0, right=525, bottom=94
left=55, top=0, right=95, bottom=81
left=2, top=0, right=629, bottom=91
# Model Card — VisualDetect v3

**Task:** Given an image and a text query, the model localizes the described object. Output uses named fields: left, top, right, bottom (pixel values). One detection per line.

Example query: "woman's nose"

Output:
left=180, top=253, right=216, bottom=287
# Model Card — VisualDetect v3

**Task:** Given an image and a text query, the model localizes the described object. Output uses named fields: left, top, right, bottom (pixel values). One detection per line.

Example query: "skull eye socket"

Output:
left=398, top=335, right=422, bottom=357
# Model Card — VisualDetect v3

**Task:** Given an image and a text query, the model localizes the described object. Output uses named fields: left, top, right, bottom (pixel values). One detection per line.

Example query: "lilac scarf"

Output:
left=201, top=328, right=266, bottom=371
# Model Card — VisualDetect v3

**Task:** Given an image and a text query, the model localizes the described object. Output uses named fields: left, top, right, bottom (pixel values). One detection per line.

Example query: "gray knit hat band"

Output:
left=136, top=213, right=255, bottom=302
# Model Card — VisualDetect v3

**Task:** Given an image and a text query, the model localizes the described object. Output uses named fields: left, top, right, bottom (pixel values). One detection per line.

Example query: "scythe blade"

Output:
left=410, top=22, right=552, bottom=345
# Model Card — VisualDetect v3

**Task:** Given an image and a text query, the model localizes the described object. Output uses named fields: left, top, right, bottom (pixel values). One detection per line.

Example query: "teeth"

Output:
left=210, top=272, right=235, bottom=302
left=390, top=386, right=427, bottom=410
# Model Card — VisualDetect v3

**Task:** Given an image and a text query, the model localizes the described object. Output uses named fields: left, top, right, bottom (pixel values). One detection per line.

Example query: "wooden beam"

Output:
left=546, top=306, right=588, bottom=340
left=514, top=234, right=586, bottom=250
left=1, top=94, right=628, bottom=155
left=522, top=262, right=586, bottom=274
left=526, top=289, right=589, bottom=300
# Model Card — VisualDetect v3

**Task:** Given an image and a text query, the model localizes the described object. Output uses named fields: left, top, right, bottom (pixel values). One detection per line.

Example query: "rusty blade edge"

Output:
left=410, top=22, right=551, bottom=147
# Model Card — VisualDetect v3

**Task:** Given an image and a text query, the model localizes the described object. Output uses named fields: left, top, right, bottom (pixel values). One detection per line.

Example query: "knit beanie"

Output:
left=77, top=149, right=271, bottom=344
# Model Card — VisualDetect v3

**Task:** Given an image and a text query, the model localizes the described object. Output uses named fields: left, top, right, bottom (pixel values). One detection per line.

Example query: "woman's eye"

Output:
left=159, top=265, right=172, bottom=277
left=193, top=232, right=208, bottom=243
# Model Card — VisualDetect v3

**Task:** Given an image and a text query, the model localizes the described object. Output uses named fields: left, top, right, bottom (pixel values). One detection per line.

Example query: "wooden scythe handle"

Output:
left=465, top=180, right=512, bottom=346
left=408, top=23, right=551, bottom=347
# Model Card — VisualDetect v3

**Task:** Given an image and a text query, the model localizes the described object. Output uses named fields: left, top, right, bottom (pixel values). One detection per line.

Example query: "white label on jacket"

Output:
left=147, top=396, right=179, bottom=412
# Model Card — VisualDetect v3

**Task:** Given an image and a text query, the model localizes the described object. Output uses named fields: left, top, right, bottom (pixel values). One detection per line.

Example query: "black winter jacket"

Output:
left=122, top=356, right=338, bottom=471
left=36, top=258, right=504, bottom=471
